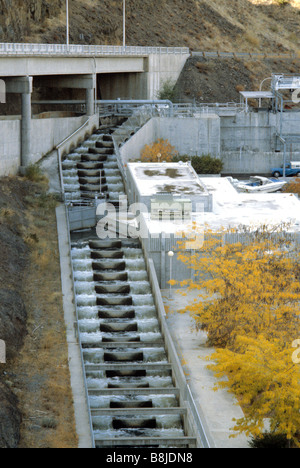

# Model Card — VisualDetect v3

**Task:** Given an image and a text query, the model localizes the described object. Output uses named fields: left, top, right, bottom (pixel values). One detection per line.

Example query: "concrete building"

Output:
left=126, top=162, right=213, bottom=212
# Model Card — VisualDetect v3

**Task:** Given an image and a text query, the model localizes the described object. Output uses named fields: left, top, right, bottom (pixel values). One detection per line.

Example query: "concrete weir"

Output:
left=58, top=117, right=211, bottom=449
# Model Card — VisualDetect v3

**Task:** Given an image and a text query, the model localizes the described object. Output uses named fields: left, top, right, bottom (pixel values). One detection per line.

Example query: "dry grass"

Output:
left=0, top=207, right=16, bottom=220
left=19, top=0, right=300, bottom=56
left=244, top=33, right=261, bottom=48
left=7, top=182, right=78, bottom=449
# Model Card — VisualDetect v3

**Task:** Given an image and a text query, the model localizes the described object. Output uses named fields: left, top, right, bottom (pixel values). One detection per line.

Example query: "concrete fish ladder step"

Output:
left=90, top=240, right=123, bottom=250
left=95, top=283, right=130, bottom=294
left=79, top=177, right=107, bottom=185
left=92, top=260, right=126, bottom=271
left=95, top=437, right=197, bottom=448
left=85, top=363, right=172, bottom=372
left=91, top=250, right=124, bottom=259
left=88, top=387, right=181, bottom=396
left=97, top=296, right=133, bottom=306
left=89, top=147, right=114, bottom=155
left=91, top=407, right=187, bottom=417
left=81, top=153, right=108, bottom=162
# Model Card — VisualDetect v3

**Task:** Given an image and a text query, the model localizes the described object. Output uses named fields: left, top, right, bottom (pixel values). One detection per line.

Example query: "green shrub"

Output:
left=156, top=78, right=178, bottom=102
left=25, top=164, right=45, bottom=182
left=172, top=154, right=223, bottom=174
left=191, top=155, right=223, bottom=174
left=172, top=154, right=190, bottom=163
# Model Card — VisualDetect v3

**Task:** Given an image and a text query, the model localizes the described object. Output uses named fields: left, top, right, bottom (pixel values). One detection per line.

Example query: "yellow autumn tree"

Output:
left=176, top=224, right=300, bottom=445
left=208, top=335, right=300, bottom=444
left=141, top=138, right=179, bottom=162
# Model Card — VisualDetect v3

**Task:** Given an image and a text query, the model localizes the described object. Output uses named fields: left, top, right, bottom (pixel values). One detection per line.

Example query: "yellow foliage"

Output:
left=282, top=178, right=300, bottom=196
left=176, top=224, right=300, bottom=445
left=140, top=138, right=179, bottom=162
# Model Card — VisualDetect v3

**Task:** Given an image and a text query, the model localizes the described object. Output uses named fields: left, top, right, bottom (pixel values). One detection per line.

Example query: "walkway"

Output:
left=162, top=288, right=249, bottom=449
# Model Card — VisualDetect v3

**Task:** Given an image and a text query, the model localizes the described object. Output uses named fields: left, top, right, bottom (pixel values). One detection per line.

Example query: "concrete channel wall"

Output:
left=0, top=114, right=99, bottom=176
left=56, top=205, right=94, bottom=448
left=119, top=116, right=221, bottom=164
left=141, top=244, right=213, bottom=448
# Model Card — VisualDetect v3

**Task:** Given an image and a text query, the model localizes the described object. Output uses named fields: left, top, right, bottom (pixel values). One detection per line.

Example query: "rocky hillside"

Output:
left=1, top=0, right=299, bottom=105
left=1, top=0, right=300, bottom=55
left=0, top=176, right=77, bottom=448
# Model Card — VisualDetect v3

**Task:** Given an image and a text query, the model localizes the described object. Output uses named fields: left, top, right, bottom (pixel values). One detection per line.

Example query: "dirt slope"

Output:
left=0, top=177, right=77, bottom=448
left=1, top=0, right=300, bottom=105
left=1, top=0, right=300, bottom=55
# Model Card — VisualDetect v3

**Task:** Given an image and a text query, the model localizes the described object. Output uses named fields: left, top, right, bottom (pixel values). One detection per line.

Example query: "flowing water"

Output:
left=63, top=121, right=195, bottom=448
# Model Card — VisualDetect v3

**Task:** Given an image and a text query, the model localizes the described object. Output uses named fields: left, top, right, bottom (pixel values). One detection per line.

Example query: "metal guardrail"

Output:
left=172, top=102, right=245, bottom=116
left=98, top=100, right=245, bottom=119
left=97, top=99, right=174, bottom=117
left=1, top=43, right=296, bottom=60
left=56, top=117, right=92, bottom=202
left=144, top=256, right=212, bottom=448
left=0, top=42, right=189, bottom=56
left=192, top=51, right=297, bottom=60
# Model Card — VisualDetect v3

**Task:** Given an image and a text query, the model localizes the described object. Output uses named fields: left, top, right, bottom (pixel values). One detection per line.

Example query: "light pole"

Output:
left=66, top=0, right=69, bottom=48
left=123, top=0, right=126, bottom=49
left=168, top=251, right=174, bottom=299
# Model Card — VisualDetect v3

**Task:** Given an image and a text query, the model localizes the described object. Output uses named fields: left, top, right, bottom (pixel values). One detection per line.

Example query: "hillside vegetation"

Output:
left=0, top=0, right=300, bottom=55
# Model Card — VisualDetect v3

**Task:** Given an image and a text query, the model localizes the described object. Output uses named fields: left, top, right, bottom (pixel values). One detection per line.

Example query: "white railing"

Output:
left=0, top=42, right=189, bottom=56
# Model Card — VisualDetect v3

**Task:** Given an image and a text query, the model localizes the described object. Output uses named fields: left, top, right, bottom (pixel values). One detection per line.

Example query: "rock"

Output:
left=0, top=380, right=21, bottom=448
left=0, top=289, right=27, bottom=360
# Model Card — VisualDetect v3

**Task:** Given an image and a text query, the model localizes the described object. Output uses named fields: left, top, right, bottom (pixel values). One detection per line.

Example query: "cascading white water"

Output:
left=66, top=124, right=190, bottom=448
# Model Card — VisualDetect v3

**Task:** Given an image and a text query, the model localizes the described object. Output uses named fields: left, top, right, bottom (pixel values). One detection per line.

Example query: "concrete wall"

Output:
left=120, top=115, right=221, bottom=165
left=220, top=111, right=300, bottom=174
left=221, top=111, right=300, bottom=153
left=0, top=56, right=145, bottom=78
left=221, top=151, right=300, bottom=175
left=146, top=53, right=190, bottom=99
left=221, top=112, right=275, bottom=152
left=31, top=115, right=93, bottom=164
left=157, top=115, right=220, bottom=157
left=98, top=72, right=147, bottom=100
left=0, top=114, right=99, bottom=176
left=97, top=53, right=190, bottom=100
left=0, top=118, right=21, bottom=175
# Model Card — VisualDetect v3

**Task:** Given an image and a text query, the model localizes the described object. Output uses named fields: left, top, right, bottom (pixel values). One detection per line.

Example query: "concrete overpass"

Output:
left=0, top=44, right=189, bottom=100
left=0, top=43, right=190, bottom=171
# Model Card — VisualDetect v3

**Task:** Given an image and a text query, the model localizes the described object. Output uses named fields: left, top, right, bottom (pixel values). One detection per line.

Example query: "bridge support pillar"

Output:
left=4, top=76, right=33, bottom=172
left=86, top=87, right=95, bottom=116
left=21, top=91, right=32, bottom=169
